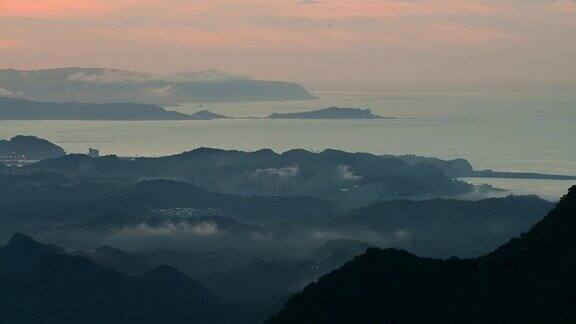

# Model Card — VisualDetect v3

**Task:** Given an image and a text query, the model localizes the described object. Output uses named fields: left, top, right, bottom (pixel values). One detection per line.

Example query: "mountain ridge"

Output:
left=0, top=233, right=226, bottom=324
left=269, top=186, right=576, bottom=323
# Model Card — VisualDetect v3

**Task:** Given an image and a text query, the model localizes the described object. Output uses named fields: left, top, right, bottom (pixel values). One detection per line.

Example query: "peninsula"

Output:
left=0, top=67, right=315, bottom=104
left=0, top=97, right=227, bottom=121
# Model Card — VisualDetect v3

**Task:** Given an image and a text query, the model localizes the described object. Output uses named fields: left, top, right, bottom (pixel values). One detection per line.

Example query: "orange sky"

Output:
left=1, top=0, right=575, bottom=90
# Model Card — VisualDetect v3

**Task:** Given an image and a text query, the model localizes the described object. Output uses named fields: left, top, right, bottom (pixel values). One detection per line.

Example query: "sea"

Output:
left=1, top=91, right=575, bottom=201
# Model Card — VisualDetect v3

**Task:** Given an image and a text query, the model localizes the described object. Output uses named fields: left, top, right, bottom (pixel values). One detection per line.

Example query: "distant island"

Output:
left=268, top=107, right=390, bottom=120
left=0, top=67, right=315, bottom=104
left=0, top=97, right=228, bottom=121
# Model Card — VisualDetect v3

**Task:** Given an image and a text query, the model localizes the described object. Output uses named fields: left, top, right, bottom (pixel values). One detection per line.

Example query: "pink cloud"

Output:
left=83, top=21, right=508, bottom=51
left=0, top=0, right=210, bottom=18
left=0, top=0, right=494, bottom=20
left=0, top=0, right=511, bottom=55
left=85, top=26, right=349, bottom=49
left=0, top=38, right=17, bottom=48
left=550, top=0, right=576, bottom=14
left=0, top=0, right=112, bottom=18
left=272, top=0, right=495, bottom=20
left=423, top=24, right=510, bottom=44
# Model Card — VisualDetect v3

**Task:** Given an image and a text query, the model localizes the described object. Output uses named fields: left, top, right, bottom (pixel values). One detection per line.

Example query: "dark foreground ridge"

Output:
left=269, top=186, right=576, bottom=323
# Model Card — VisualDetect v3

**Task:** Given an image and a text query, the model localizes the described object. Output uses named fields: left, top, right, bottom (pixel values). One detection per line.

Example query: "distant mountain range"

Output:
left=74, top=237, right=371, bottom=302
left=0, top=67, right=314, bottom=104
left=27, top=147, right=469, bottom=203
left=28, top=193, right=551, bottom=258
left=0, top=187, right=571, bottom=323
left=0, top=233, right=226, bottom=324
left=269, top=186, right=576, bottom=323
left=0, top=169, right=550, bottom=258
left=0, top=177, right=335, bottom=227
left=0, top=232, right=372, bottom=323
left=0, top=154, right=566, bottom=323
left=284, top=195, right=554, bottom=257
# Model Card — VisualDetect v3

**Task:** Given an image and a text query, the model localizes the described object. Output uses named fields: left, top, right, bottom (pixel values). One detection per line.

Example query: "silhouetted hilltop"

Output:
left=0, top=232, right=64, bottom=275
left=269, top=107, right=388, bottom=119
left=0, top=135, right=66, bottom=160
left=0, top=67, right=314, bottom=104
left=269, top=186, right=576, bottom=323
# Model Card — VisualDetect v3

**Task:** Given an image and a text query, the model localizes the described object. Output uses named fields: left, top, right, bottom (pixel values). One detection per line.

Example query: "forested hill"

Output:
left=29, top=148, right=469, bottom=202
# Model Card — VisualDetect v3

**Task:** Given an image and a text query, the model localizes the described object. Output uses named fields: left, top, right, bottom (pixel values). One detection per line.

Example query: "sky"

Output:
left=0, top=0, right=575, bottom=90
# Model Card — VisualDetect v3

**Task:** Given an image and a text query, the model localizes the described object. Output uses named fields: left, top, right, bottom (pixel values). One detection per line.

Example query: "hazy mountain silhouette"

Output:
left=286, top=195, right=553, bottom=257
left=79, top=245, right=255, bottom=280
left=0, top=233, right=225, bottom=324
left=0, top=233, right=374, bottom=323
left=0, top=232, right=64, bottom=275
left=0, top=67, right=314, bottom=104
left=0, top=177, right=335, bottom=224
left=46, top=179, right=336, bottom=224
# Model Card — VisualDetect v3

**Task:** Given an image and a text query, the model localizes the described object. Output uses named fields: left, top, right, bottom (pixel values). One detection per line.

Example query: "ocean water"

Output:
left=1, top=91, right=575, bottom=199
left=462, top=178, right=576, bottom=202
